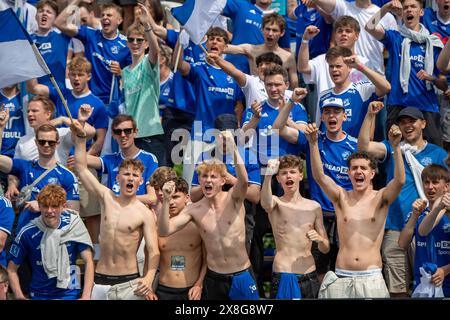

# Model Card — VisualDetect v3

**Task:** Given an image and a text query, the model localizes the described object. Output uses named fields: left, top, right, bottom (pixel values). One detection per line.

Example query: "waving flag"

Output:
left=0, top=8, right=50, bottom=89
left=171, top=0, right=227, bottom=45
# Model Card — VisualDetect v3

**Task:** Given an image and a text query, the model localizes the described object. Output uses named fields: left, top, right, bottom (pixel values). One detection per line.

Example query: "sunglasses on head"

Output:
left=112, top=128, right=134, bottom=135
left=127, top=37, right=145, bottom=44
left=37, top=139, right=57, bottom=147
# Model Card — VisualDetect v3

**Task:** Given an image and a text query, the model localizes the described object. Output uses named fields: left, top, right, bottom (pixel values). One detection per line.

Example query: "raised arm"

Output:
left=418, top=192, right=450, bottom=237
left=26, top=79, right=49, bottom=96
left=242, top=101, right=262, bottom=132
left=222, top=131, right=248, bottom=201
left=224, top=44, right=250, bottom=56
left=0, top=107, right=9, bottom=153
left=398, top=199, right=426, bottom=249
left=206, top=52, right=246, bottom=87
left=343, top=55, right=391, bottom=97
left=297, top=26, right=320, bottom=75
left=381, top=124, right=405, bottom=205
left=287, top=54, right=299, bottom=88
left=272, top=88, right=308, bottom=144
left=437, top=40, right=450, bottom=74
left=54, top=0, right=81, bottom=37
left=136, top=3, right=159, bottom=65
left=357, top=101, right=388, bottom=160
left=158, top=181, right=193, bottom=236
left=305, top=123, right=341, bottom=203
left=365, top=1, right=402, bottom=41
left=311, top=0, right=336, bottom=14
left=261, top=159, right=279, bottom=213
left=172, top=39, right=191, bottom=77
left=71, top=121, right=109, bottom=199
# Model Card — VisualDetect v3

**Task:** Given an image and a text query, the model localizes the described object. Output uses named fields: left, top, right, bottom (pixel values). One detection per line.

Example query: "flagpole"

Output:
left=173, top=40, right=183, bottom=73
left=109, top=75, right=116, bottom=105
left=30, top=44, right=74, bottom=123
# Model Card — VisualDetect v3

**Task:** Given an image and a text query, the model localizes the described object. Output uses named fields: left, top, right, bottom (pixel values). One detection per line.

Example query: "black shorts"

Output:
left=156, top=284, right=190, bottom=300
left=270, top=271, right=320, bottom=299
left=202, top=268, right=257, bottom=300
left=94, top=272, right=140, bottom=286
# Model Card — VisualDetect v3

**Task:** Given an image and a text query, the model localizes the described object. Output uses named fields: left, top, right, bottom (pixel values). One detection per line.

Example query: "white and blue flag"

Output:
left=171, top=0, right=227, bottom=45
left=0, top=8, right=50, bottom=89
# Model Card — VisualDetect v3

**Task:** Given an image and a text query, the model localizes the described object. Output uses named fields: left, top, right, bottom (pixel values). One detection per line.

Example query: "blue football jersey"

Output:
left=8, top=211, right=90, bottom=299
left=297, top=131, right=357, bottom=212
left=0, top=91, right=25, bottom=158
left=75, top=26, right=132, bottom=103
left=100, top=149, right=158, bottom=195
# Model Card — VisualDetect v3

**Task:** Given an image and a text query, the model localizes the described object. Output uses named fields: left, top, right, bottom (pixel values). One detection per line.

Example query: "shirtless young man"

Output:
left=71, top=122, right=159, bottom=300
left=262, top=155, right=329, bottom=299
left=158, top=131, right=259, bottom=300
left=157, top=177, right=206, bottom=300
left=225, top=12, right=298, bottom=88
left=305, top=122, right=405, bottom=298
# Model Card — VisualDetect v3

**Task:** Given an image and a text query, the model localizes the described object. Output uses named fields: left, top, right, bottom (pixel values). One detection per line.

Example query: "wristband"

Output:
left=77, top=134, right=87, bottom=138
left=301, top=38, right=309, bottom=44
left=357, top=63, right=364, bottom=71
left=144, top=26, right=153, bottom=32
left=288, top=97, right=296, bottom=105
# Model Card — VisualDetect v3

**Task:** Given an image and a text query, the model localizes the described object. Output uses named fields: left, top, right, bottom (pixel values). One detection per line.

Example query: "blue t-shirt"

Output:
left=49, top=88, right=109, bottom=130
left=411, top=211, right=450, bottom=297
left=10, top=160, right=79, bottom=231
left=8, top=211, right=89, bottom=300
left=0, top=91, right=25, bottom=158
left=192, top=148, right=261, bottom=187
left=165, top=29, right=206, bottom=115
left=75, top=26, right=132, bottom=103
left=297, top=131, right=357, bottom=212
left=0, top=197, right=14, bottom=267
left=222, top=0, right=265, bottom=73
left=159, top=72, right=174, bottom=116
left=100, top=149, right=158, bottom=195
left=243, top=100, right=308, bottom=166
left=381, top=30, right=442, bottom=112
left=186, top=61, right=243, bottom=141
left=318, top=82, right=378, bottom=138
left=31, top=29, right=71, bottom=90
left=294, top=4, right=332, bottom=60
left=382, top=141, right=448, bottom=231
left=422, top=8, right=450, bottom=85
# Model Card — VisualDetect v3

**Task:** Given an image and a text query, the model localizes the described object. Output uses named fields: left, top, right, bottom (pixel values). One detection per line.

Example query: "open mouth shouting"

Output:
left=125, top=182, right=134, bottom=191
left=405, top=14, right=414, bottom=22
left=285, top=180, right=294, bottom=187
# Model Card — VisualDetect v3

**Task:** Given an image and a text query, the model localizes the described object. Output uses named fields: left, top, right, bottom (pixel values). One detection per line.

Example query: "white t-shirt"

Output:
left=241, top=74, right=268, bottom=107
left=332, top=0, right=398, bottom=74
left=0, top=0, right=37, bottom=33
left=14, top=128, right=73, bottom=165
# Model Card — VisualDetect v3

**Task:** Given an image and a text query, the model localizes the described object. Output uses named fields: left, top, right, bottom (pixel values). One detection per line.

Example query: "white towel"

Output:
left=398, top=24, right=444, bottom=94
left=411, top=267, right=444, bottom=298
left=400, top=141, right=427, bottom=201
left=32, top=211, right=93, bottom=289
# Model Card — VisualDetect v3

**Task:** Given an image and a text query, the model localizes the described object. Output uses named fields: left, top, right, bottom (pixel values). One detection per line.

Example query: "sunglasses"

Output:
left=37, top=139, right=57, bottom=147
left=112, top=128, right=135, bottom=135
left=127, top=37, right=145, bottom=44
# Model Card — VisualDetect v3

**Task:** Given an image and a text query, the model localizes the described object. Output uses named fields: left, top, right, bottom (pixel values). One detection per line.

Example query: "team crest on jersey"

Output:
left=47, top=177, right=59, bottom=185
left=10, top=244, right=20, bottom=257
left=443, top=223, right=450, bottom=233
left=38, top=42, right=51, bottom=50
left=341, top=151, right=351, bottom=160
left=420, top=157, right=432, bottom=166
left=4, top=102, right=15, bottom=112
left=226, top=75, right=233, bottom=84
left=111, top=46, right=119, bottom=54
